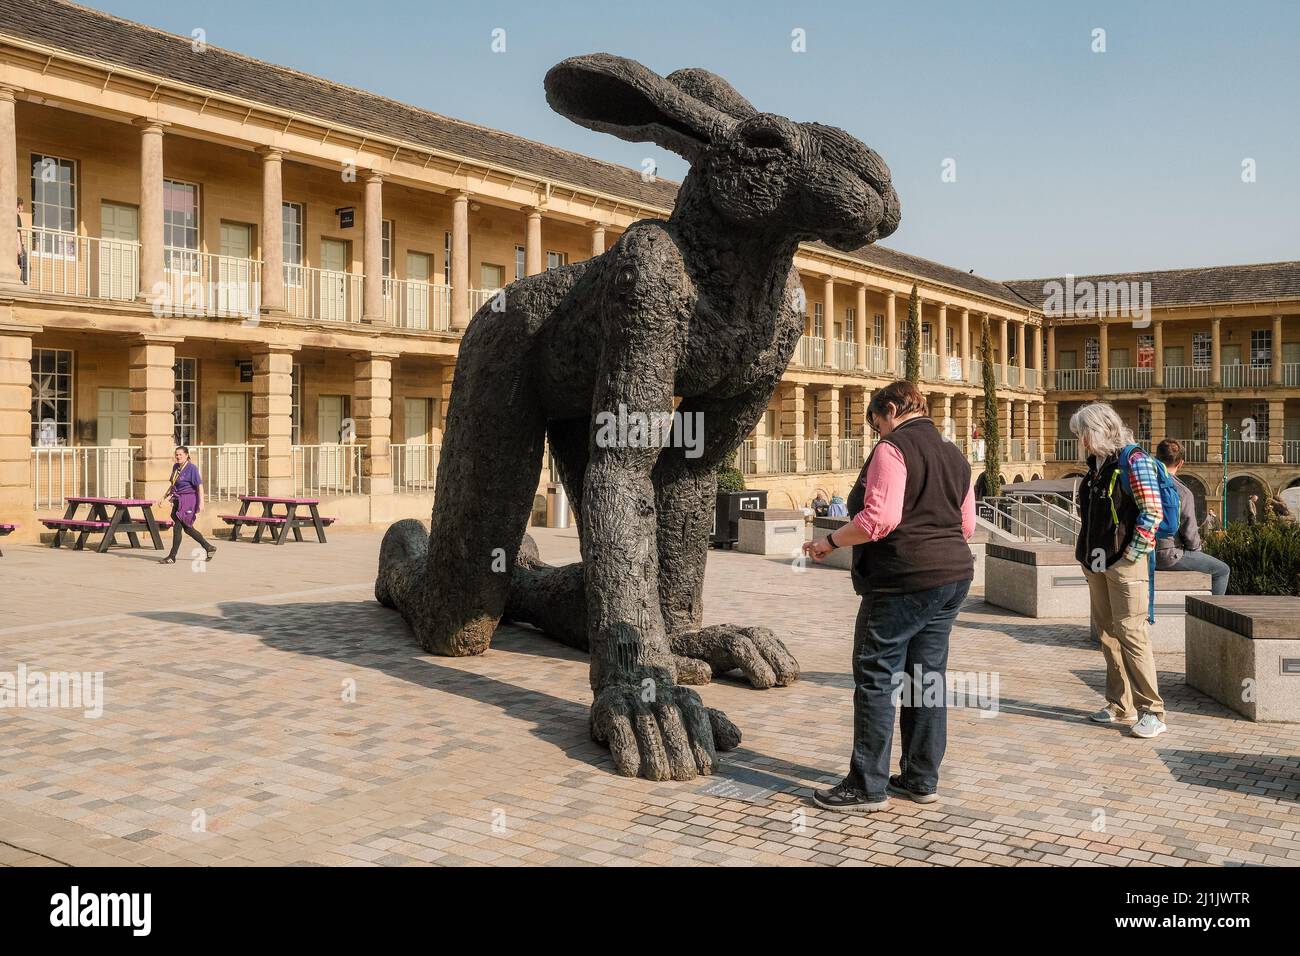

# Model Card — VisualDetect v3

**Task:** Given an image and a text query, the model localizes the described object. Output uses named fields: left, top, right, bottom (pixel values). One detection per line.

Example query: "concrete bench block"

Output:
left=984, top=542, right=1087, bottom=617
left=737, top=509, right=805, bottom=557
left=811, top=516, right=853, bottom=570
left=1088, top=570, right=1212, bottom=653
left=1185, top=596, right=1300, bottom=722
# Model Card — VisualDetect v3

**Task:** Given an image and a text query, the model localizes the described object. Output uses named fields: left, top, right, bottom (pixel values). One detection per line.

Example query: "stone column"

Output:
left=1098, top=321, right=1110, bottom=389
left=1271, top=314, right=1284, bottom=385
left=849, top=386, right=868, bottom=438
left=128, top=338, right=177, bottom=501
left=1016, top=319, right=1027, bottom=383
left=1021, top=401, right=1031, bottom=456
left=854, top=283, right=867, bottom=369
left=782, top=384, right=805, bottom=473
left=937, top=393, right=953, bottom=440
left=355, top=352, right=395, bottom=494
left=525, top=207, right=543, bottom=276
left=1000, top=398, right=1012, bottom=462
left=751, top=408, right=767, bottom=475
left=1268, top=398, right=1284, bottom=464
left=258, top=147, right=285, bottom=313
left=937, top=303, right=949, bottom=379
left=955, top=395, right=972, bottom=449
left=819, top=386, right=841, bottom=470
left=960, top=309, right=972, bottom=383
left=822, top=277, right=835, bottom=368
left=1047, top=323, right=1057, bottom=384
left=136, top=119, right=168, bottom=301
left=999, top=316, right=1009, bottom=383
left=439, top=363, right=455, bottom=432
left=1149, top=398, right=1167, bottom=452
left=589, top=222, right=606, bottom=259
left=1045, top=401, right=1059, bottom=459
left=363, top=171, right=385, bottom=324
left=1031, top=400, right=1044, bottom=458
left=1206, top=400, right=1224, bottom=464
left=0, top=87, right=21, bottom=290
left=885, top=291, right=897, bottom=373
left=251, top=347, right=296, bottom=496
left=0, top=330, right=32, bottom=515
left=1032, top=324, right=1043, bottom=390
left=1153, top=319, right=1164, bottom=387
left=450, top=191, right=470, bottom=331
left=1210, top=317, right=1222, bottom=387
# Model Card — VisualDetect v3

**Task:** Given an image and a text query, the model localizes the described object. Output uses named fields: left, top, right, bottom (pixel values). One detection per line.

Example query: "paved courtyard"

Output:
left=1, top=527, right=1297, bottom=867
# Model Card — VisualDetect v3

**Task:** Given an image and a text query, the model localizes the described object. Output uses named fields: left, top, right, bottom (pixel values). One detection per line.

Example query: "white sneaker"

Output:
left=1088, top=706, right=1137, bottom=725
left=1129, top=712, right=1167, bottom=739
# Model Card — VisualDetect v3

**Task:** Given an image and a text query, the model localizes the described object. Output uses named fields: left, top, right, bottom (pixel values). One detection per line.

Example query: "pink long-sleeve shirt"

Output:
left=852, top=442, right=977, bottom=541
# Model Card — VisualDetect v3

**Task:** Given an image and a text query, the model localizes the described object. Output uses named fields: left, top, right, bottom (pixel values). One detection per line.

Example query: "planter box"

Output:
left=1185, top=596, right=1300, bottom=722
left=984, top=542, right=1087, bottom=617
left=711, top=489, right=768, bottom=548
left=737, top=508, right=803, bottom=556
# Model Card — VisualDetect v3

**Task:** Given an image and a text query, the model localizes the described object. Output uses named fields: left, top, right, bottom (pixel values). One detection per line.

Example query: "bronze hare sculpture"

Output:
left=377, top=53, right=901, bottom=780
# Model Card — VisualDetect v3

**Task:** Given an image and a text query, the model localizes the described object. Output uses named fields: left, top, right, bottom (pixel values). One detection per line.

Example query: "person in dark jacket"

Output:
left=1154, top=439, right=1229, bottom=595
left=803, top=381, right=975, bottom=812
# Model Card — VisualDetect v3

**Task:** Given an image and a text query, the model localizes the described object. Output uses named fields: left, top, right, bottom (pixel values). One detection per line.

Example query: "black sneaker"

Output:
left=887, top=775, right=939, bottom=804
left=812, top=781, right=890, bottom=813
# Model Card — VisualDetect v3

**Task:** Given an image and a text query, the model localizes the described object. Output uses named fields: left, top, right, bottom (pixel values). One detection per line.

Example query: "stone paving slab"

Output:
left=1, top=528, right=1297, bottom=867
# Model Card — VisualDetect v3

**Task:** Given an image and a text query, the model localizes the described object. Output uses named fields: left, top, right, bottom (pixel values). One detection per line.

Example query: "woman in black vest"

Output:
left=803, top=381, right=975, bottom=812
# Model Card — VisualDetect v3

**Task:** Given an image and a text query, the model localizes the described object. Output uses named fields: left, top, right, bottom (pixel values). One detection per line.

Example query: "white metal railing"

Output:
left=469, top=287, right=504, bottom=315
left=1224, top=439, right=1268, bottom=464
left=839, top=437, right=864, bottom=468
left=921, top=352, right=940, bottom=380
left=832, top=339, right=856, bottom=370
left=804, top=439, right=830, bottom=473
left=291, top=443, right=363, bottom=497
left=284, top=266, right=364, bottom=323
left=1054, top=438, right=1080, bottom=462
left=22, top=228, right=139, bottom=301
left=1054, top=368, right=1099, bottom=390
left=186, top=445, right=260, bottom=501
left=737, top=440, right=757, bottom=476
left=384, top=279, right=451, bottom=331
left=1286, top=440, right=1300, bottom=464
left=1024, top=368, right=1040, bottom=391
left=866, top=345, right=889, bottom=374
left=161, top=247, right=261, bottom=319
left=1027, top=438, right=1040, bottom=460
left=392, top=442, right=440, bottom=493
left=980, top=494, right=1080, bottom=545
left=1167, top=437, right=1208, bottom=463
left=1108, top=366, right=1153, bottom=391
left=30, top=445, right=135, bottom=509
left=1284, top=363, right=1300, bottom=387
left=765, top=439, right=794, bottom=475
left=1006, top=365, right=1021, bottom=387
left=1220, top=364, right=1270, bottom=388
left=1163, top=365, right=1212, bottom=389
left=796, top=335, right=826, bottom=368
left=969, top=438, right=987, bottom=462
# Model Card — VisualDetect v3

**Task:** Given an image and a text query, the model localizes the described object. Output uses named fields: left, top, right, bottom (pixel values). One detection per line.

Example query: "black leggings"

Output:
left=168, top=506, right=214, bottom=559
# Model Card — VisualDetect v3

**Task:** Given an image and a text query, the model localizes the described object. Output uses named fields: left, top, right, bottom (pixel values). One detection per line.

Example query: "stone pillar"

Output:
left=525, top=207, right=543, bottom=276
left=0, top=87, right=21, bottom=290
left=1000, top=398, right=1012, bottom=461
left=1210, top=317, right=1222, bottom=386
left=355, top=353, right=395, bottom=494
left=1099, top=321, right=1110, bottom=388
left=128, top=338, right=177, bottom=501
left=251, top=347, right=296, bottom=496
left=1268, top=398, right=1284, bottom=464
left=822, top=277, right=835, bottom=368
left=450, top=191, right=470, bottom=331
left=590, top=222, right=606, bottom=258
left=1153, top=320, right=1164, bottom=387
left=885, top=291, right=897, bottom=373
left=937, top=304, right=949, bottom=379
left=1030, top=400, right=1044, bottom=457
left=1032, top=324, right=1043, bottom=390
left=1206, top=400, right=1223, bottom=464
left=363, top=171, right=385, bottom=324
left=854, top=283, right=867, bottom=369
left=960, top=308, right=971, bottom=383
left=0, top=330, right=32, bottom=514
left=1045, top=401, right=1059, bottom=458
left=1021, top=400, right=1031, bottom=456
left=1016, top=320, right=1027, bottom=384
left=849, top=386, right=868, bottom=438
left=439, top=363, right=455, bottom=433
left=937, top=393, right=953, bottom=440
left=819, top=386, right=841, bottom=470
left=782, top=384, right=805, bottom=473
left=999, top=316, right=1009, bottom=383
left=1149, top=398, right=1167, bottom=452
left=136, top=119, right=167, bottom=301
left=258, top=147, right=285, bottom=312
left=751, top=408, right=767, bottom=475
left=1271, top=314, right=1284, bottom=385
left=955, top=395, right=972, bottom=448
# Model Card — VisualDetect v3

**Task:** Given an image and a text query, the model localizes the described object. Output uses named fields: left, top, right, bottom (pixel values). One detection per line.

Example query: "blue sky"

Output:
left=85, top=0, right=1299, bottom=279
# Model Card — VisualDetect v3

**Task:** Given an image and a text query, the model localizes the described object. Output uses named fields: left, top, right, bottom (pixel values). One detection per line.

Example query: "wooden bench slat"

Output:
left=41, top=519, right=112, bottom=529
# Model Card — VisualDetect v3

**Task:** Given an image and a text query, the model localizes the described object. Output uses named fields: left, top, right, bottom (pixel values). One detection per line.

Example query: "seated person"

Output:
left=810, top=492, right=830, bottom=517
left=827, top=493, right=848, bottom=518
left=1154, top=439, right=1230, bottom=595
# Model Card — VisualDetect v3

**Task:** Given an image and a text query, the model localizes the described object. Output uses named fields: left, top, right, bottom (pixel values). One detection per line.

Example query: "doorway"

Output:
left=218, top=221, right=255, bottom=314
left=99, top=202, right=139, bottom=299
left=319, top=238, right=349, bottom=322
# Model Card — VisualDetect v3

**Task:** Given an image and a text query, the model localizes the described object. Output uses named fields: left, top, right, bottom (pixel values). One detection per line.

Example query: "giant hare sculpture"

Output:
left=377, top=53, right=901, bottom=780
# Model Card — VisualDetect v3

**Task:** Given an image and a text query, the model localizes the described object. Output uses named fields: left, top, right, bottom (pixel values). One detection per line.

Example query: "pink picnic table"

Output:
left=219, top=495, right=334, bottom=545
left=42, top=496, right=170, bottom=552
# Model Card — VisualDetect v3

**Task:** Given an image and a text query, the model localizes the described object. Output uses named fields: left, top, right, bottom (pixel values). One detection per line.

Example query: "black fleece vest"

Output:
left=845, top=417, right=974, bottom=594
left=1074, top=454, right=1139, bottom=570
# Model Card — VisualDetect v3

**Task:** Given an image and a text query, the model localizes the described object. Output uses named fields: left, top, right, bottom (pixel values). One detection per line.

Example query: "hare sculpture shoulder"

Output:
left=376, top=53, right=901, bottom=781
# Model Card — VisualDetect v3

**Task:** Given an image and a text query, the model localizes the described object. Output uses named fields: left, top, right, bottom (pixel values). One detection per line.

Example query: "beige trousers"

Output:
left=1084, top=556, right=1165, bottom=718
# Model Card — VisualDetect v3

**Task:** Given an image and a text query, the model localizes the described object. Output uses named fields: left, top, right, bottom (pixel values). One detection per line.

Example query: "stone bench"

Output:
left=737, top=509, right=805, bottom=557
left=810, top=515, right=853, bottom=569
left=1185, top=597, right=1300, bottom=722
left=984, top=542, right=1087, bottom=617
left=1089, top=569, right=1213, bottom=652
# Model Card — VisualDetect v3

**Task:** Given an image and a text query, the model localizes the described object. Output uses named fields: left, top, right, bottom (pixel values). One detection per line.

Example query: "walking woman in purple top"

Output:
left=156, top=446, right=217, bottom=565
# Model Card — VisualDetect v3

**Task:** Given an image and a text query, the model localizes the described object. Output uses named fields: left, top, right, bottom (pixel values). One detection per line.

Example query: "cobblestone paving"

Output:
left=1, top=529, right=1297, bottom=866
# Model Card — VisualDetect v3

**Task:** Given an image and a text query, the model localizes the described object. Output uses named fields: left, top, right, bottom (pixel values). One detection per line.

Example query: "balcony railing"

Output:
left=1284, top=364, right=1300, bottom=387
left=469, top=287, right=504, bottom=315
left=1108, top=366, right=1153, bottom=391
left=832, top=339, right=856, bottom=370
left=1054, top=369, right=1099, bottom=391
left=1024, top=368, right=1040, bottom=391
left=22, top=228, right=139, bottom=301
left=866, top=345, right=889, bottom=374
left=804, top=439, right=830, bottom=473
left=1162, top=365, right=1212, bottom=389
left=384, top=279, right=451, bottom=331
left=1167, top=437, right=1208, bottom=463
left=839, top=437, right=864, bottom=468
left=1220, top=364, right=1270, bottom=388
left=1286, top=440, right=1300, bottom=464
left=284, top=266, right=363, bottom=323
left=392, top=442, right=440, bottom=493
left=1005, top=365, right=1021, bottom=388
left=766, top=439, right=794, bottom=475
left=921, top=352, right=940, bottom=380
left=291, top=443, right=363, bottom=497
left=30, top=444, right=135, bottom=509
left=187, top=444, right=260, bottom=500
left=161, top=247, right=261, bottom=319
left=1224, top=439, right=1268, bottom=464
left=1054, top=438, right=1080, bottom=462
left=796, top=335, right=826, bottom=368
left=737, top=440, right=757, bottom=476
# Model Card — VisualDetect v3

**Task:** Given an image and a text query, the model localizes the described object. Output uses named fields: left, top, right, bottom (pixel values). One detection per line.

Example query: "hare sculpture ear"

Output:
left=545, top=54, right=736, bottom=162
left=665, top=68, right=758, bottom=121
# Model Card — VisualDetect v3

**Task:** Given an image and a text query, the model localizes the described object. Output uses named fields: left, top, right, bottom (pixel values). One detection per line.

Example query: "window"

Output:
left=173, top=357, right=197, bottom=446
left=282, top=202, right=304, bottom=287
left=1137, top=406, right=1151, bottom=442
left=29, top=153, right=77, bottom=258
left=31, top=348, right=73, bottom=445
left=381, top=220, right=393, bottom=279
left=291, top=364, right=302, bottom=444
left=844, top=306, right=856, bottom=343
left=873, top=314, right=883, bottom=347
left=1250, top=329, right=1271, bottom=368
left=546, top=250, right=567, bottom=270
left=946, top=326, right=954, bottom=357
left=1251, top=402, right=1270, bottom=442
left=514, top=245, right=526, bottom=281
left=1193, top=332, right=1212, bottom=369
left=480, top=263, right=505, bottom=290
left=813, top=302, right=824, bottom=339
left=443, top=232, right=452, bottom=285
left=163, top=179, right=200, bottom=272
left=1137, top=333, right=1155, bottom=369
left=922, top=323, right=933, bottom=352
left=1084, top=337, right=1100, bottom=370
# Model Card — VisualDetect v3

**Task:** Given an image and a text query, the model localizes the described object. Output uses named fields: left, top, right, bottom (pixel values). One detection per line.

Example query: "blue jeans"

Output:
left=846, top=578, right=971, bottom=799
left=1166, top=550, right=1231, bottom=595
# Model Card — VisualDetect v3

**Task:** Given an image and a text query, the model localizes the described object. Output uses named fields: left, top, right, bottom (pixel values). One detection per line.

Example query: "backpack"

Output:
left=1110, top=444, right=1181, bottom=623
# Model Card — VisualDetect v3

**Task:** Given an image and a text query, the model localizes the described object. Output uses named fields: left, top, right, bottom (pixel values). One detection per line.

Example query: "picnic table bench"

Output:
left=40, top=497, right=171, bottom=552
left=219, top=495, right=335, bottom=545
left=0, top=522, right=15, bottom=556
